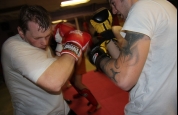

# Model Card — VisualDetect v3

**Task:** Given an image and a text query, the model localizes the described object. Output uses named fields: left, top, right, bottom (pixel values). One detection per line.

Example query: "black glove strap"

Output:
left=100, top=30, right=115, bottom=40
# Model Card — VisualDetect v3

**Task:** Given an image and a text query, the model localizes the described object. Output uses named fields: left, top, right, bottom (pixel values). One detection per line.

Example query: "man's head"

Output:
left=108, top=0, right=137, bottom=19
left=17, top=5, right=52, bottom=50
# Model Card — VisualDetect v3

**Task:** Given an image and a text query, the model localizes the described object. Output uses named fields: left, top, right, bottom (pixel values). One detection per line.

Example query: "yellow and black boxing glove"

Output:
left=90, top=7, right=113, bottom=34
left=90, top=8, right=117, bottom=43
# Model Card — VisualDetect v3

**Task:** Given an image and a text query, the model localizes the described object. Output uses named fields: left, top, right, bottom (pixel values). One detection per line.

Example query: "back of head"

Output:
left=18, top=5, right=51, bottom=34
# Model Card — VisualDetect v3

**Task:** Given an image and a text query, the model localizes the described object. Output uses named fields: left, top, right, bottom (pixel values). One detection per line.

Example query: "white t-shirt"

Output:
left=1, top=34, right=70, bottom=115
left=121, top=0, right=177, bottom=115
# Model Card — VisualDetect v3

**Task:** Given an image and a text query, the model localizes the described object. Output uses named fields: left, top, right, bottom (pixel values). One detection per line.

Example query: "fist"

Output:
left=61, top=30, right=91, bottom=61
left=53, top=22, right=76, bottom=56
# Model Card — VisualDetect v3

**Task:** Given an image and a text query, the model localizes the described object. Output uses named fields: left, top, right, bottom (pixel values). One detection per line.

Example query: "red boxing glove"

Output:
left=54, top=22, right=76, bottom=40
left=61, top=30, right=91, bottom=61
left=54, top=22, right=76, bottom=56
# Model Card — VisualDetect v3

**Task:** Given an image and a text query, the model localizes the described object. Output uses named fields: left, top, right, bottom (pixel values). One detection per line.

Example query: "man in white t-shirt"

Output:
left=88, top=0, right=177, bottom=115
left=1, top=5, right=91, bottom=115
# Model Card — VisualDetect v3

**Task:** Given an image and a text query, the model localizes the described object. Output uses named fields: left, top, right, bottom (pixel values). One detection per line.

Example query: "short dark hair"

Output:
left=18, top=5, right=51, bottom=34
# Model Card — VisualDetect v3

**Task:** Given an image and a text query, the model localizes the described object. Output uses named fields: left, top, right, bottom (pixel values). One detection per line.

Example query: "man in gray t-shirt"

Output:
left=1, top=5, right=90, bottom=115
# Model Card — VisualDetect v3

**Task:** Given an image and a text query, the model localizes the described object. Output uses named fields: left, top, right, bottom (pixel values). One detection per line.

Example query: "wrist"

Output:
left=61, top=42, right=82, bottom=61
left=62, top=54, right=76, bottom=62
left=55, top=43, right=63, bottom=56
left=96, top=54, right=110, bottom=72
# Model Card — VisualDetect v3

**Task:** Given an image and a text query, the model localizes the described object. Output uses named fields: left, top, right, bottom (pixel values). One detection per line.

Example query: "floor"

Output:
left=0, top=83, right=13, bottom=115
left=0, top=57, right=129, bottom=115
left=63, top=70, right=129, bottom=115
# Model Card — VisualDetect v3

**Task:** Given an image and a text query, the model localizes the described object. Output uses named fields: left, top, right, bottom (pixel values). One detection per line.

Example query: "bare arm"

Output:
left=112, top=26, right=128, bottom=49
left=100, top=31, right=150, bottom=91
left=37, top=54, right=75, bottom=93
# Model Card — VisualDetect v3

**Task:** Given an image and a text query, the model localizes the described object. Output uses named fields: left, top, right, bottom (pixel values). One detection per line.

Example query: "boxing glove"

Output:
left=61, top=30, right=91, bottom=61
left=54, top=22, right=76, bottom=56
left=88, top=40, right=110, bottom=71
left=90, top=7, right=117, bottom=49
left=90, top=8, right=113, bottom=34
left=54, top=22, right=76, bottom=40
left=90, top=8, right=120, bottom=59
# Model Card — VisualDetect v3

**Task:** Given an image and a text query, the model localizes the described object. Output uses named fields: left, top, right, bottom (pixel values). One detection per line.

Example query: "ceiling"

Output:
left=0, top=0, right=109, bottom=23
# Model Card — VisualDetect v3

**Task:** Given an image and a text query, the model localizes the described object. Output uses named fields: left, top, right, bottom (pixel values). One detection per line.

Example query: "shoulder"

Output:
left=131, top=0, right=172, bottom=16
left=122, top=1, right=169, bottom=38
left=2, top=34, right=45, bottom=61
left=2, top=34, right=24, bottom=49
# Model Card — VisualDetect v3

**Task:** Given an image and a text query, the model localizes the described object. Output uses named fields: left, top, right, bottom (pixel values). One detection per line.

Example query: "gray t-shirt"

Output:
left=1, top=34, right=70, bottom=115
left=121, top=0, right=177, bottom=115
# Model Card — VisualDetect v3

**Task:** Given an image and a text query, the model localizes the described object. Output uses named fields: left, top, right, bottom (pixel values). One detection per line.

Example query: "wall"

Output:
left=0, top=20, right=19, bottom=83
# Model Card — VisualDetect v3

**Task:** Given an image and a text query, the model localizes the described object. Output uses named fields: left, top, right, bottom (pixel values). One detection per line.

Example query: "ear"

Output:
left=17, top=26, right=25, bottom=38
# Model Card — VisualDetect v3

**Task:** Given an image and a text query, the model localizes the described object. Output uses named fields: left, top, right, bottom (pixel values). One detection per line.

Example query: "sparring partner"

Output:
left=54, top=22, right=101, bottom=114
left=1, top=5, right=91, bottom=115
left=90, top=7, right=120, bottom=60
left=51, top=22, right=76, bottom=105
left=88, top=0, right=177, bottom=115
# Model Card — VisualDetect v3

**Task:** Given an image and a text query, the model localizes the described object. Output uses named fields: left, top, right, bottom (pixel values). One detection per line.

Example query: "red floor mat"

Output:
left=63, top=70, right=129, bottom=115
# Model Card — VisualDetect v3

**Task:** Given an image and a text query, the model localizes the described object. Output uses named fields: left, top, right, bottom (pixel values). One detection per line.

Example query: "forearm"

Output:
left=37, top=54, right=75, bottom=93
left=89, top=30, right=150, bottom=91
left=100, top=36, right=150, bottom=91
left=100, top=57, right=132, bottom=91
left=106, top=40, right=120, bottom=59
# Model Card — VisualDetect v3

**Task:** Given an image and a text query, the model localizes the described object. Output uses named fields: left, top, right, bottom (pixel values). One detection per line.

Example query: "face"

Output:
left=18, top=21, right=52, bottom=50
left=109, top=0, right=130, bottom=19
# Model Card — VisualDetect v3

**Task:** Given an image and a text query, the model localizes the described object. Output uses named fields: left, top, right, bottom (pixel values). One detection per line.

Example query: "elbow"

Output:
left=117, top=83, right=131, bottom=91
left=37, top=74, right=67, bottom=93
left=48, top=83, right=63, bottom=93
left=116, top=79, right=134, bottom=92
left=37, top=80, right=63, bottom=93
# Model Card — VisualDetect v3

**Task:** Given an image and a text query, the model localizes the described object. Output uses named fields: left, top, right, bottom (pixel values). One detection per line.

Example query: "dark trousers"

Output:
left=68, top=109, right=77, bottom=115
